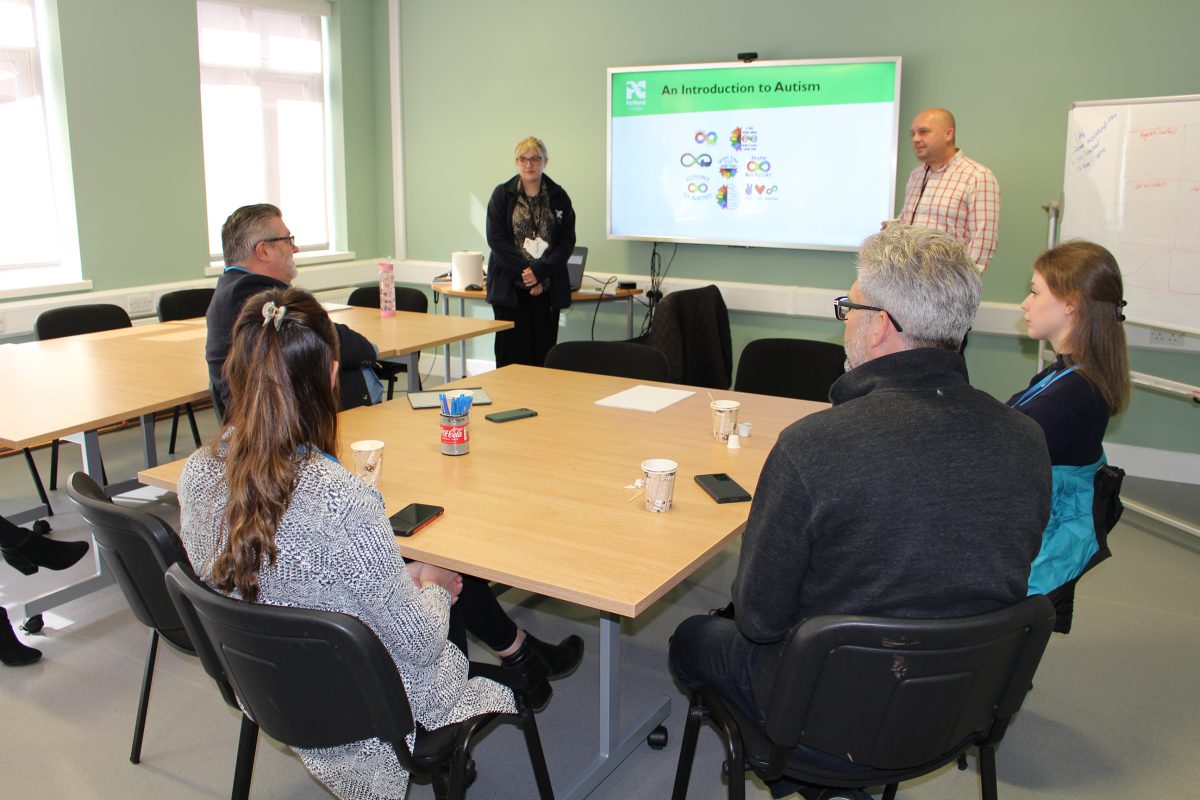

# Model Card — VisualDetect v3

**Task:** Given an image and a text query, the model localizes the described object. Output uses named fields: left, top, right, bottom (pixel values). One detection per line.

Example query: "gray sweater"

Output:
left=731, top=348, right=1051, bottom=702
left=178, top=447, right=514, bottom=800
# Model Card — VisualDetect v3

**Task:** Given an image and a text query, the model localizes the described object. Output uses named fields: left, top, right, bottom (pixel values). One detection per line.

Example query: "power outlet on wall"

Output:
left=1148, top=329, right=1184, bottom=347
left=127, top=292, right=155, bottom=315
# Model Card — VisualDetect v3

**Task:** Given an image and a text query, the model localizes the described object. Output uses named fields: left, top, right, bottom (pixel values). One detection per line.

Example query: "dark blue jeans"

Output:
left=669, top=614, right=872, bottom=799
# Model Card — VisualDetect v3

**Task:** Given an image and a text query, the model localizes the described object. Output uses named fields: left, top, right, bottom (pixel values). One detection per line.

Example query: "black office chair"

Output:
left=544, top=340, right=669, bottom=381
left=733, top=338, right=846, bottom=402
left=635, top=285, right=733, bottom=389
left=157, top=288, right=215, bottom=454
left=348, top=284, right=430, bottom=399
left=163, top=562, right=556, bottom=800
left=65, top=472, right=258, bottom=798
left=672, top=595, right=1056, bottom=800
left=33, top=304, right=132, bottom=490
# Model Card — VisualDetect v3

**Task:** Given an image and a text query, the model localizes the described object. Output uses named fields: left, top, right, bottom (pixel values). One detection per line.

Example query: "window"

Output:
left=0, top=0, right=81, bottom=294
left=197, top=0, right=335, bottom=259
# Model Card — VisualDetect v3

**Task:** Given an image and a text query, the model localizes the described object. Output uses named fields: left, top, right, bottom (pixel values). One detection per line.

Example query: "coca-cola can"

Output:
left=439, top=413, right=470, bottom=456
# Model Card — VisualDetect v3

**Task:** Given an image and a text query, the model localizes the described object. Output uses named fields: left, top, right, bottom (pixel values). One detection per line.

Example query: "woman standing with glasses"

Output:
left=1008, top=240, right=1130, bottom=630
left=485, top=136, right=577, bottom=367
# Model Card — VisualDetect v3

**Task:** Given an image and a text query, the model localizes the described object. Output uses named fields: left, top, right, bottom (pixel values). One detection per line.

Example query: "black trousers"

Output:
left=447, top=575, right=520, bottom=655
left=493, top=290, right=560, bottom=367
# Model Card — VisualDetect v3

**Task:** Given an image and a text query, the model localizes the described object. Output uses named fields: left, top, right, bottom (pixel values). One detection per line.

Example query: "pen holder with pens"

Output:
left=439, top=391, right=473, bottom=456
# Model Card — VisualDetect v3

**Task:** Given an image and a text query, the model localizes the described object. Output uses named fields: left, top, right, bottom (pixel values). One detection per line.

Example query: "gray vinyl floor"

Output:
left=3, top=408, right=1199, bottom=799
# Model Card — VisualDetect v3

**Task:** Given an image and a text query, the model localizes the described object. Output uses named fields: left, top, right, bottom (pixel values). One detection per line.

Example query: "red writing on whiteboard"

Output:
left=1134, top=180, right=1168, bottom=190
left=1135, top=126, right=1179, bottom=142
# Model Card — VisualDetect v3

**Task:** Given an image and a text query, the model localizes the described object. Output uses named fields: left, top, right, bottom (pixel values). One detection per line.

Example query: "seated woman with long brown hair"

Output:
left=176, top=287, right=577, bottom=798
left=1010, top=240, right=1131, bottom=631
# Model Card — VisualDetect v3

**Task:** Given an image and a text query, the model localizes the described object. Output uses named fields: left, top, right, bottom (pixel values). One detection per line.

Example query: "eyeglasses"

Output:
left=833, top=295, right=904, bottom=332
left=259, top=235, right=296, bottom=247
left=516, top=155, right=544, bottom=166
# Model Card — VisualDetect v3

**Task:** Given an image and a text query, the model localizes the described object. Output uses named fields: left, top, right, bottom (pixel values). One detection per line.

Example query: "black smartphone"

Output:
left=485, top=408, right=538, bottom=423
left=390, top=503, right=445, bottom=537
left=694, top=473, right=752, bottom=503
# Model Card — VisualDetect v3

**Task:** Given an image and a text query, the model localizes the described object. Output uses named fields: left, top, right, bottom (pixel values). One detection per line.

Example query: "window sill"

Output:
left=0, top=280, right=94, bottom=302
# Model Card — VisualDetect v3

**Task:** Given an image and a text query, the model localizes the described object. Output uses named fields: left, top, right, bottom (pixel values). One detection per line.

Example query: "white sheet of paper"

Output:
left=594, top=384, right=695, bottom=413
left=523, top=236, right=548, bottom=259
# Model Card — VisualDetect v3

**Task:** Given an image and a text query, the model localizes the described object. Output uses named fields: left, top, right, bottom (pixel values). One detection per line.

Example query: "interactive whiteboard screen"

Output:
left=607, top=57, right=901, bottom=251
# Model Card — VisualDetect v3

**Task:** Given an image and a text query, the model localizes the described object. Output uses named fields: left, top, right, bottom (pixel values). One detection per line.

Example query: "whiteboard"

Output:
left=1061, top=95, right=1200, bottom=335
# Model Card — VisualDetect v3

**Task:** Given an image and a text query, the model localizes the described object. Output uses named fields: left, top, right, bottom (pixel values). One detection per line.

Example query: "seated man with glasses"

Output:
left=206, top=203, right=381, bottom=413
left=669, top=224, right=1051, bottom=800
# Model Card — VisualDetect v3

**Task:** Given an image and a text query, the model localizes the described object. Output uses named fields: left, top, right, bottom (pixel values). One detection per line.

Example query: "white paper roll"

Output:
left=451, top=250, right=484, bottom=291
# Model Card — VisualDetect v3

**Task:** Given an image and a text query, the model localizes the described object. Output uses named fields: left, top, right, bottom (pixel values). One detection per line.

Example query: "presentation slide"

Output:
left=608, top=59, right=900, bottom=251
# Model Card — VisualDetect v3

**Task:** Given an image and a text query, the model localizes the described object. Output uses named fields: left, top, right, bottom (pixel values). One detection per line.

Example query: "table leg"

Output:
left=140, top=412, right=158, bottom=469
left=558, top=612, right=671, bottom=800
left=626, top=295, right=635, bottom=339
left=22, top=429, right=115, bottom=618
left=406, top=353, right=421, bottom=393
left=441, top=293, right=452, bottom=383
left=458, top=297, right=468, bottom=379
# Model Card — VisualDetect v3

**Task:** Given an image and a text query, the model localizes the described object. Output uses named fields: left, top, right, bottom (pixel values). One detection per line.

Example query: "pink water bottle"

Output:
left=378, top=261, right=396, bottom=317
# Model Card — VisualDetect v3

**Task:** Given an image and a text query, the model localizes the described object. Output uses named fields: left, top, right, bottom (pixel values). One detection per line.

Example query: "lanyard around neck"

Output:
left=1013, top=365, right=1078, bottom=408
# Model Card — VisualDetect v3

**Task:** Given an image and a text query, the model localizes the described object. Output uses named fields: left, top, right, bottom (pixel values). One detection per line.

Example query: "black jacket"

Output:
left=205, top=269, right=378, bottom=411
left=484, top=174, right=576, bottom=310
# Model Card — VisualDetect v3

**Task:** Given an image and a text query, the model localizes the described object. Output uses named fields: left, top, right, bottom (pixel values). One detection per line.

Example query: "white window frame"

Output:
left=196, top=0, right=349, bottom=267
left=0, top=0, right=86, bottom=299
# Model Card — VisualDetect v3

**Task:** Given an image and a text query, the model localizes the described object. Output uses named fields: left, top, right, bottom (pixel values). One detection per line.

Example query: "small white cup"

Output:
left=710, top=400, right=740, bottom=441
left=737, top=421, right=751, bottom=438
left=350, top=439, right=385, bottom=487
left=726, top=434, right=741, bottom=449
left=641, top=458, right=678, bottom=513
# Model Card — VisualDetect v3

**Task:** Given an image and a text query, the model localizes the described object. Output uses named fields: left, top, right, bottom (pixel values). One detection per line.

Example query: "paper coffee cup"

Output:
left=710, top=400, right=740, bottom=441
left=350, top=440, right=385, bottom=487
left=641, top=458, right=678, bottom=513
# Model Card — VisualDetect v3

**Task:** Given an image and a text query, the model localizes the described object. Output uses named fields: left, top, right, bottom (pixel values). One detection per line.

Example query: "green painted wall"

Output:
left=49, top=0, right=387, bottom=292
left=395, top=0, right=1200, bottom=456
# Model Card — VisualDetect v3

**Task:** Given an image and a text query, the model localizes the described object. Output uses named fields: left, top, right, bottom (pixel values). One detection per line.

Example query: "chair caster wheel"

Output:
left=647, top=725, right=668, bottom=750
left=23, top=614, right=44, bottom=634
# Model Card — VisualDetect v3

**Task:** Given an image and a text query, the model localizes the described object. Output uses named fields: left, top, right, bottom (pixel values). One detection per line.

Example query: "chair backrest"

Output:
left=645, top=285, right=732, bottom=389
left=765, top=595, right=1055, bottom=771
left=163, top=562, right=418, bottom=762
left=157, top=288, right=216, bottom=322
left=65, top=471, right=194, bottom=652
left=734, top=338, right=846, bottom=402
left=35, top=303, right=132, bottom=340
left=544, top=340, right=669, bottom=381
left=348, top=284, right=429, bottom=314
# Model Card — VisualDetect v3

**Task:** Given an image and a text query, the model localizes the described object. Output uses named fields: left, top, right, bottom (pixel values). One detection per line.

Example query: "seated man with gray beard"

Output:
left=669, top=225, right=1051, bottom=800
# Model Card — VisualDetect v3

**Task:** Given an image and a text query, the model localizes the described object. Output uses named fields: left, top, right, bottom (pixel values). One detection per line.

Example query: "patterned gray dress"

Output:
left=178, top=447, right=516, bottom=799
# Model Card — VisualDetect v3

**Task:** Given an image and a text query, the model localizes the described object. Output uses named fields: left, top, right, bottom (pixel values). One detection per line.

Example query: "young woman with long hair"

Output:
left=177, top=287, right=577, bottom=798
left=1010, top=240, right=1131, bottom=626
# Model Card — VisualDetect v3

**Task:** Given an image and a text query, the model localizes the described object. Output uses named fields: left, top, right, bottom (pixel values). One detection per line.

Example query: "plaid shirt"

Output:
left=900, top=150, right=1000, bottom=269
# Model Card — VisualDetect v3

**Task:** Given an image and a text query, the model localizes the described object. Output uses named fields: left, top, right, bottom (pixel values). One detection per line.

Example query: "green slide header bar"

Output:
left=612, top=61, right=896, bottom=117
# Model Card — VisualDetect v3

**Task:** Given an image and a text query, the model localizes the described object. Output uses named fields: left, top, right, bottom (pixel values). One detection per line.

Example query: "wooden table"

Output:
left=140, top=365, right=824, bottom=798
left=431, top=282, right=644, bottom=380
left=1, top=308, right=512, bottom=617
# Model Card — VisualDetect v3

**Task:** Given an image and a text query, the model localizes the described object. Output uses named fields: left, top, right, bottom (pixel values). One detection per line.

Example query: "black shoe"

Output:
left=709, top=601, right=736, bottom=619
left=432, top=757, right=476, bottom=799
left=1, top=608, right=42, bottom=667
left=501, top=642, right=552, bottom=712
left=0, top=529, right=89, bottom=575
left=525, top=633, right=584, bottom=679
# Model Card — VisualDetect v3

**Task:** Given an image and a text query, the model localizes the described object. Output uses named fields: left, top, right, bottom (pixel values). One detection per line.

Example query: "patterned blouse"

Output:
left=178, top=446, right=514, bottom=799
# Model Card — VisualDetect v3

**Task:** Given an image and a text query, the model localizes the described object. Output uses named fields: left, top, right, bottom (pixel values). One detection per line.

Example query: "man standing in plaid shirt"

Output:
left=900, top=108, right=1000, bottom=270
